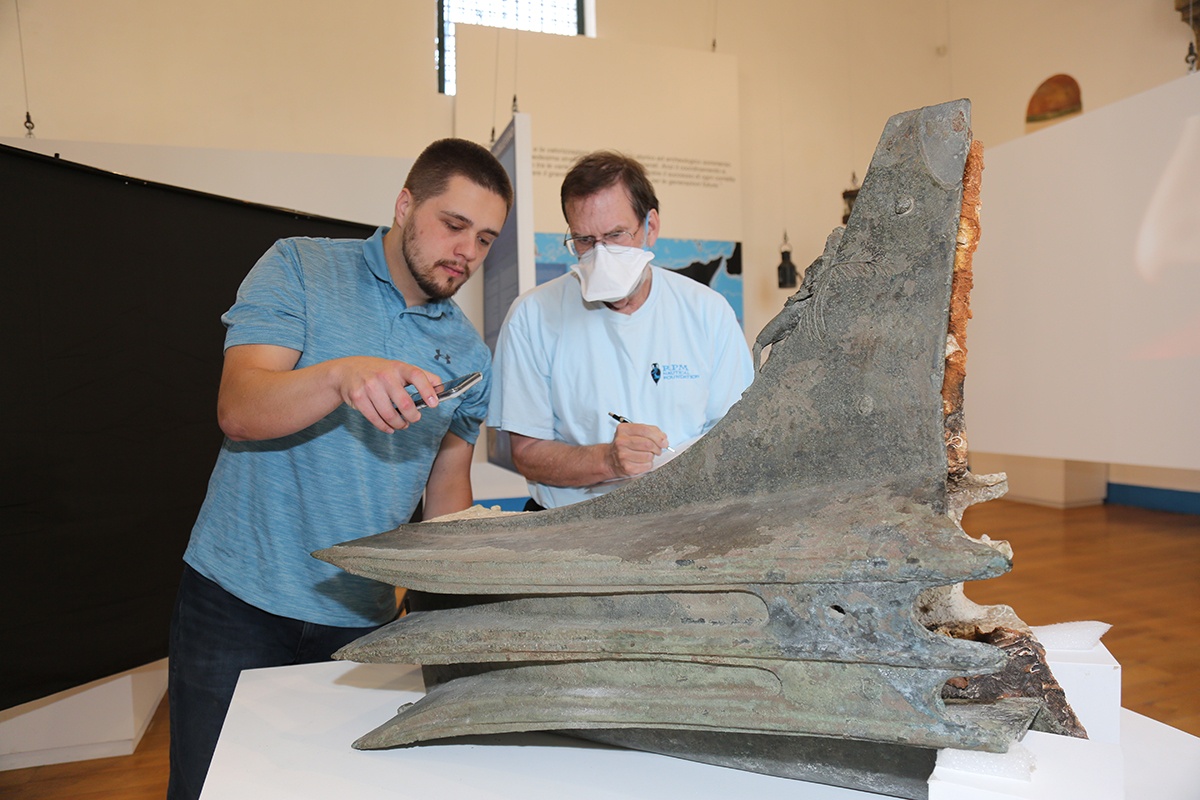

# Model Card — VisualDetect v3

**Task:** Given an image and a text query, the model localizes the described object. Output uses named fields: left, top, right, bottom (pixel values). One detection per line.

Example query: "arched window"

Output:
left=1026, top=74, right=1083, bottom=131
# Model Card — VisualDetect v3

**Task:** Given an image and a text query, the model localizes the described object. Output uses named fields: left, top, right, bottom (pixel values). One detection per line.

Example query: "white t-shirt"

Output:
left=488, top=266, right=754, bottom=508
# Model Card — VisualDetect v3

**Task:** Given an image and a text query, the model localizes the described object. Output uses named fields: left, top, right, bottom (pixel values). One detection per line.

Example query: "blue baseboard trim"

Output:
left=1105, top=483, right=1200, bottom=516
left=476, top=496, right=531, bottom=513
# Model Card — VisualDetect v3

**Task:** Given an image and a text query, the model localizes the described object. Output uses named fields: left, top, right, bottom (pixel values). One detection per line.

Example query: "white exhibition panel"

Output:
left=482, top=113, right=537, bottom=349
left=202, top=659, right=1200, bottom=800
left=452, top=26, right=742, bottom=243
left=968, top=74, right=1200, bottom=470
left=1, top=137, right=411, bottom=229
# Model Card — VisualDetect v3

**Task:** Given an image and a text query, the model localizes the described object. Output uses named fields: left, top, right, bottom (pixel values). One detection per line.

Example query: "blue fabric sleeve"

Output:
left=488, top=296, right=559, bottom=441
left=222, top=240, right=308, bottom=352
left=448, top=362, right=491, bottom=445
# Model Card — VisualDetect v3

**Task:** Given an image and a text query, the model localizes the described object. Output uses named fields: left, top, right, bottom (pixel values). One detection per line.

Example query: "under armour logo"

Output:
left=650, top=362, right=661, bottom=384
left=434, top=349, right=451, bottom=364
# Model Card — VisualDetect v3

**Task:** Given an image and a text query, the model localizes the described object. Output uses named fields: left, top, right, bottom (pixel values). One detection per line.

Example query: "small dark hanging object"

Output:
left=777, top=231, right=797, bottom=289
left=1179, top=0, right=1197, bottom=72
left=17, top=0, right=36, bottom=138
left=842, top=173, right=860, bottom=224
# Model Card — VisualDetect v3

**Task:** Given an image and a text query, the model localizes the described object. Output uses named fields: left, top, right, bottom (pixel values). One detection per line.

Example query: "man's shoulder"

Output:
left=495, top=275, right=580, bottom=356
left=654, top=266, right=730, bottom=306
left=524, top=272, right=577, bottom=299
left=275, top=234, right=366, bottom=256
left=261, top=234, right=369, bottom=270
left=509, top=273, right=578, bottom=316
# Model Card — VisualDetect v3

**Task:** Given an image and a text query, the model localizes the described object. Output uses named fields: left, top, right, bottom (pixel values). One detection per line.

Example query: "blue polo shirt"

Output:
left=184, top=227, right=490, bottom=626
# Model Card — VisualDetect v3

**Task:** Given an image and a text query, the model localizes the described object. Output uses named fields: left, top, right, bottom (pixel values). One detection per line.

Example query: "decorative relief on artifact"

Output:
left=316, top=99, right=1084, bottom=800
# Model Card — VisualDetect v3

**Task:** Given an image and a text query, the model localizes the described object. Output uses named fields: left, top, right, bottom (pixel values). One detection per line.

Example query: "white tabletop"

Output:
left=202, top=660, right=1200, bottom=800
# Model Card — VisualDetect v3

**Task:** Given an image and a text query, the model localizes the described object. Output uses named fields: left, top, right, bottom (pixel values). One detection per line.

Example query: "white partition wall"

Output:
left=452, top=25, right=743, bottom=264
left=968, top=74, right=1200, bottom=472
left=0, top=137, right=411, bottom=230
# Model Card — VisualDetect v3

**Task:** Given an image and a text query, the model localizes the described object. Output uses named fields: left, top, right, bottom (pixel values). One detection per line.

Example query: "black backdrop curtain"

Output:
left=0, top=144, right=376, bottom=710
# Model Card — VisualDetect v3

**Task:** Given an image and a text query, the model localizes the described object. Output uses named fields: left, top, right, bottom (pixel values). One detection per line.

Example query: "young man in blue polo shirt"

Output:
left=167, top=138, right=512, bottom=800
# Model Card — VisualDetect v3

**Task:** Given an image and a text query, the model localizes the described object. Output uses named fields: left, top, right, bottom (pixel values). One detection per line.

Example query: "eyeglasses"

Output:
left=563, top=225, right=641, bottom=257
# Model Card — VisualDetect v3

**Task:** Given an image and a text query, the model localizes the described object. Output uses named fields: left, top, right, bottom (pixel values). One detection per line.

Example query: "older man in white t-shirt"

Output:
left=488, top=151, right=753, bottom=509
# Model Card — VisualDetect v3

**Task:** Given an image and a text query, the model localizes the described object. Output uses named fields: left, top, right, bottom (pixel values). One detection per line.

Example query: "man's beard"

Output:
left=401, top=219, right=467, bottom=301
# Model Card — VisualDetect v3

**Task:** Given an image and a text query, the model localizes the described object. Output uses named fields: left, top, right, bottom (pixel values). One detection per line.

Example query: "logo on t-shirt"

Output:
left=650, top=362, right=699, bottom=383
left=434, top=348, right=452, bottom=364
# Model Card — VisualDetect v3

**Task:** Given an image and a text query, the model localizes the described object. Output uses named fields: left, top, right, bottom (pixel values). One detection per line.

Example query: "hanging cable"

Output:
left=776, top=93, right=796, bottom=289
left=711, top=0, right=719, bottom=52
left=943, top=0, right=955, bottom=98
left=15, top=0, right=35, bottom=137
left=511, top=28, right=519, bottom=113
left=490, top=28, right=501, bottom=144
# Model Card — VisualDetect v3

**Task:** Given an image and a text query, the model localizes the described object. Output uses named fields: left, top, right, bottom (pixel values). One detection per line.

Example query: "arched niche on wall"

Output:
left=1025, top=74, right=1083, bottom=134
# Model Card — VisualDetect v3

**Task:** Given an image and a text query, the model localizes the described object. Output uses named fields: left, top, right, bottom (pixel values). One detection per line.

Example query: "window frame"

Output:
left=437, top=0, right=587, bottom=95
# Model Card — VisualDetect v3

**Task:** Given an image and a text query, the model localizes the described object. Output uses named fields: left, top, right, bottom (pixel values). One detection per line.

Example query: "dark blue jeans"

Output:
left=167, top=564, right=382, bottom=800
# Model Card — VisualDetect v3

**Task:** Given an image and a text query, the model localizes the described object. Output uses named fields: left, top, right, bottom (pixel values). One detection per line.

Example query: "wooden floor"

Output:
left=959, top=499, right=1200, bottom=738
left=2, top=499, right=1197, bottom=800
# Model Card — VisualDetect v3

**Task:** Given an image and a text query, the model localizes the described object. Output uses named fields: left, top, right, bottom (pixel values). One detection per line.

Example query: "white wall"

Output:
left=2, top=137, right=411, bottom=227
left=5, top=1, right=1190, bottom=336
left=0, top=0, right=453, bottom=156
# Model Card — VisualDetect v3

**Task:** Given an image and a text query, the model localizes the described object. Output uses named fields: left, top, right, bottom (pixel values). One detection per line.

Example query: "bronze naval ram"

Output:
left=315, top=99, right=1084, bottom=799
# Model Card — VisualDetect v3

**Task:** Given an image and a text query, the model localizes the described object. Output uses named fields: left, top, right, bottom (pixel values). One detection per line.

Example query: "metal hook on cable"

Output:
left=16, top=0, right=36, bottom=138
left=1189, top=1, right=1198, bottom=74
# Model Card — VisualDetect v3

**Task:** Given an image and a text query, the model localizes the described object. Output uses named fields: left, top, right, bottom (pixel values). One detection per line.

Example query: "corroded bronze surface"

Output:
left=316, top=100, right=1069, bottom=799
left=944, top=140, right=983, bottom=481
left=939, top=626, right=1088, bottom=738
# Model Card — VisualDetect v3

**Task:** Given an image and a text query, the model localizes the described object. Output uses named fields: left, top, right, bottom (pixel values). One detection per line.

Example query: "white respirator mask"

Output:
left=570, top=242, right=654, bottom=304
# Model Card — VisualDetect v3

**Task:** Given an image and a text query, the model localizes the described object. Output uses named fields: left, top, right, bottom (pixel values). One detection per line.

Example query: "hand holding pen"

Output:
left=609, top=413, right=675, bottom=452
left=605, top=412, right=674, bottom=479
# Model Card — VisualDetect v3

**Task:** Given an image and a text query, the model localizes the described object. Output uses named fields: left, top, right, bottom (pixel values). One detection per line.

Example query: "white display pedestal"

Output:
left=0, top=659, right=167, bottom=770
left=471, top=461, right=530, bottom=509
left=202, top=659, right=1200, bottom=800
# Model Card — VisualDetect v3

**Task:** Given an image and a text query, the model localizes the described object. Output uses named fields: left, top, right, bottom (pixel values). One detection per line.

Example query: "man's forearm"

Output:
left=218, top=345, right=440, bottom=441
left=218, top=360, right=345, bottom=441
left=509, top=435, right=617, bottom=488
left=423, top=433, right=476, bottom=520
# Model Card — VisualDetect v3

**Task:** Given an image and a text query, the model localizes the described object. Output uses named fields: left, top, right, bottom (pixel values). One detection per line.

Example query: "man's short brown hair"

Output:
left=405, top=138, right=514, bottom=212
left=560, top=151, right=659, bottom=224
